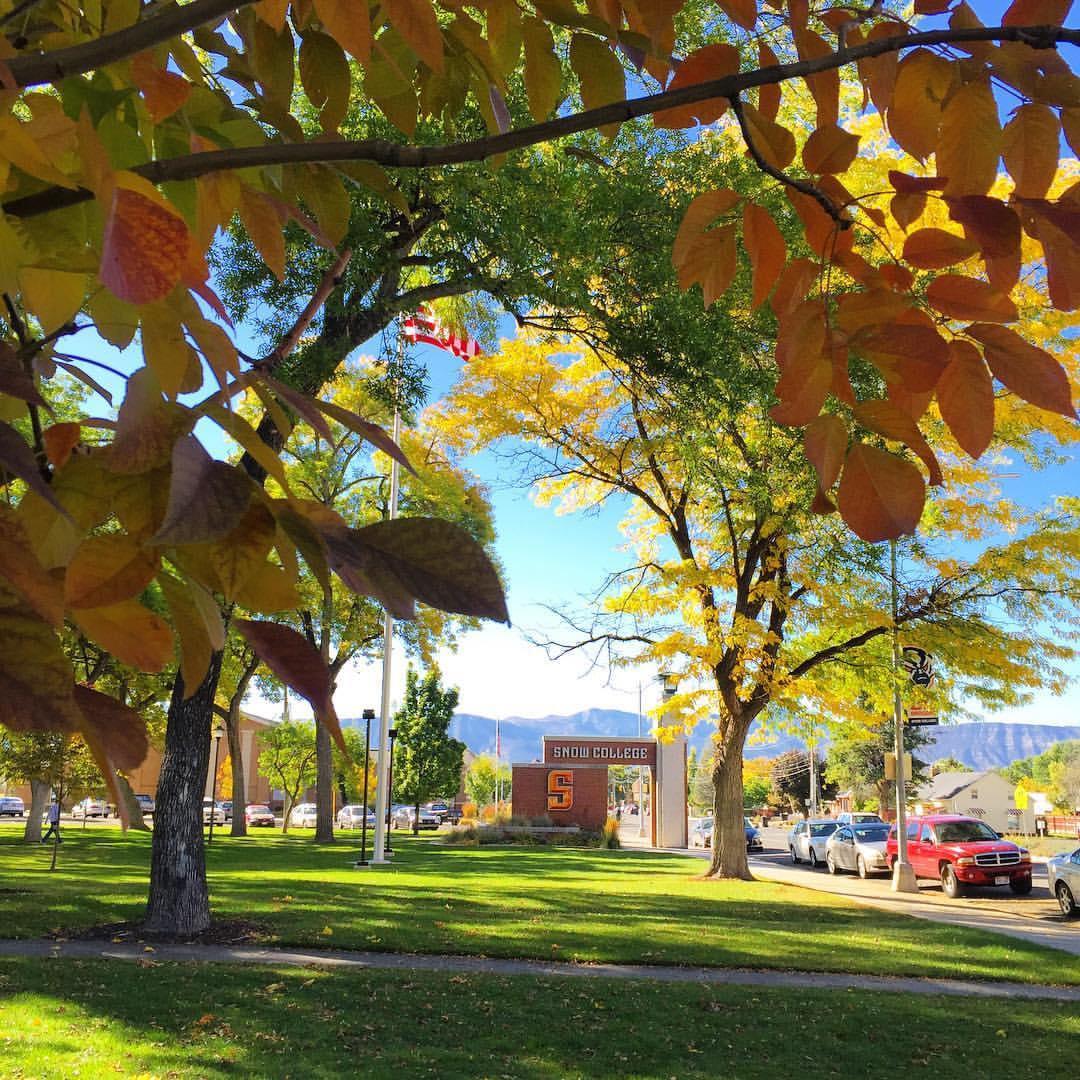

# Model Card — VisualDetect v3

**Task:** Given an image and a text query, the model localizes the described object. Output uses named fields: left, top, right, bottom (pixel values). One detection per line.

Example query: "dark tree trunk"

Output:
left=314, top=715, right=334, bottom=843
left=413, top=795, right=421, bottom=836
left=143, top=652, right=223, bottom=936
left=227, top=708, right=247, bottom=838
left=23, top=779, right=49, bottom=843
left=707, top=709, right=755, bottom=880
left=116, top=772, right=149, bottom=831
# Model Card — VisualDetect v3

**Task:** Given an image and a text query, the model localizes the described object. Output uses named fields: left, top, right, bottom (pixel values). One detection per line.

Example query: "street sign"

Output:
left=906, top=707, right=939, bottom=727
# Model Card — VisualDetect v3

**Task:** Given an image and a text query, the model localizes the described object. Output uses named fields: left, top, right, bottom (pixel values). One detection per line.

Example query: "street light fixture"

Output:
left=208, top=723, right=225, bottom=846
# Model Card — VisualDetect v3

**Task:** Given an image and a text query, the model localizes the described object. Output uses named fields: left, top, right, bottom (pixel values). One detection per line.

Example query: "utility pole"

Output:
left=890, top=539, right=918, bottom=893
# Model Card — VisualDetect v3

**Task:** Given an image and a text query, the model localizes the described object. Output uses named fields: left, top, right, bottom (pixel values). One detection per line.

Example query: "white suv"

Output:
left=288, top=803, right=317, bottom=828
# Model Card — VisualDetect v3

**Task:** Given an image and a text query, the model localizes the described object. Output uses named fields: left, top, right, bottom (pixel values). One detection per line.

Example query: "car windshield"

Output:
left=249, top=805, right=270, bottom=813
left=810, top=823, right=839, bottom=837
left=854, top=825, right=890, bottom=841
left=935, top=821, right=999, bottom=843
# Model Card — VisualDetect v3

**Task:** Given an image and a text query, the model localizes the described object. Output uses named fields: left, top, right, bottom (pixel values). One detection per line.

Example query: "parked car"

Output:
left=245, top=804, right=275, bottom=827
left=1047, top=846, right=1080, bottom=917
left=836, top=812, right=884, bottom=826
left=444, top=805, right=463, bottom=825
left=826, top=822, right=892, bottom=878
left=392, top=806, right=439, bottom=831
left=886, top=814, right=1033, bottom=898
left=337, top=805, right=376, bottom=830
left=689, top=816, right=763, bottom=851
left=134, top=793, right=155, bottom=816
left=0, top=796, right=25, bottom=817
left=424, top=801, right=450, bottom=822
left=219, top=800, right=233, bottom=822
left=288, top=803, right=317, bottom=829
left=71, top=797, right=110, bottom=819
left=202, top=798, right=225, bottom=825
left=788, top=819, right=840, bottom=867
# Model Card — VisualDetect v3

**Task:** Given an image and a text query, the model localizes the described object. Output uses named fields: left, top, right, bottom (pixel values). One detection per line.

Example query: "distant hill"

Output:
left=435, top=710, right=1080, bottom=771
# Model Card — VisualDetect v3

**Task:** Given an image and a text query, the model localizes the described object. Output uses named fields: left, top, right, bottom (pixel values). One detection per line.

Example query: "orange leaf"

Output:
left=654, top=44, right=739, bottom=129
left=891, top=192, right=926, bottom=230
left=740, top=103, right=796, bottom=170
left=675, top=224, right=738, bottom=307
left=938, top=77, right=1001, bottom=197
left=804, top=413, right=847, bottom=493
left=857, top=323, right=948, bottom=393
left=858, top=21, right=906, bottom=117
left=1002, top=0, right=1071, bottom=25
left=42, top=423, right=81, bottom=468
left=384, top=0, right=444, bottom=72
left=74, top=685, right=148, bottom=773
left=837, top=443, right=926, bottom=541
left=313, top=0, right=371, bottom=61
left=100, top=177, right=190, bottom=305
left=770, top=258, right=817, bottom=319
left=0, top=506, right=64, bottom=627
left=967, top=323, right=1077, bottom=418
left=889, top=171, right=948, bottom=194
left=757, top=44, right=781, bottom=120
left=1040, top=217, right=1080, bottom=310
left=835, top=290, right=910, bottom=334
left=794, top=28, right=838, bottom=127
left=802, top=124, right=860, bottom=175
left=768, top=336, right=825, bottom=425
left=65, top=534, right=160, bottom=610
left=787, top=189, right=852, bottom=259
left=742, top=202, right=786, bottom=310
left=776, top=299, right=825, bottom=372
left=946, top=195, right=1021, bottom=258
left=888, top=49, right=953, bottom=162
left=718, top=0, right=756, bottom=31
left=926, top=275, right=1018, bottom=323
left=937, top=340, right=995, bottom=458
left=673, top=189, right=740, bottom=268
left=1003, top=104, right=1060, bottom=199
left=853, top=401, right=943, bottom=486
left=130, top=52, right=191, bottom=124
left=72, top=600, right=174, bottom=673
left=903, top=228, right=979, bottom=268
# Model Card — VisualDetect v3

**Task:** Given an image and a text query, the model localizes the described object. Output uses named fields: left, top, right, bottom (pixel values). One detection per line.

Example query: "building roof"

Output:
left=916, top=770, right=992, bottom=802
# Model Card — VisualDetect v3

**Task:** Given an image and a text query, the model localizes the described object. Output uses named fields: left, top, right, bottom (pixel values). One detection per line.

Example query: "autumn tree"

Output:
left=257, top=721, right=319, bottom=833
left=392, top=668, right=465, bottom=832
left=465, top=753, right=511, bottom=807
left=435, top=326, right=1080, bottom=878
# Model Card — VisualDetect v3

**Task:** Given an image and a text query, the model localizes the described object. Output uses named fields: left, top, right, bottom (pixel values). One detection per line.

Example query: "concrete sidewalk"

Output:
left=1, top=937, right=1078, bottom=1002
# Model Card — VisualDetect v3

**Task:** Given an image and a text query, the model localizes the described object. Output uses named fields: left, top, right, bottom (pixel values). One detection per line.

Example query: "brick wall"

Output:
left=512, top=764, right=609, bottom=830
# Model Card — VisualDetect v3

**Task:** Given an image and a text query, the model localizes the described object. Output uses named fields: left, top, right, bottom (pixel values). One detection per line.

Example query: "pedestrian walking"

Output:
left=42, top=798, right=62, bottom=844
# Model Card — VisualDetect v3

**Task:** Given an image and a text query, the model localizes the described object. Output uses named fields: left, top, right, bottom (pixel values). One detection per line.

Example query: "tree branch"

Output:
left=6, top=24, right=1077, bottom=220
left=6, top=0, right=250, bottom=89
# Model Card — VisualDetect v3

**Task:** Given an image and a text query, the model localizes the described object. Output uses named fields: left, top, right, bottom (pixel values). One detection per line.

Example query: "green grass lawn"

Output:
left=1, top=957, right=1077, bottom=1080
left=1, top=823, right=1076, bottom=985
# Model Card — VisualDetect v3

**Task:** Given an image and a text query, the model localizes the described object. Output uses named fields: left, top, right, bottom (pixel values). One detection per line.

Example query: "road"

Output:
left=683, top=825, right=1080, bottom=958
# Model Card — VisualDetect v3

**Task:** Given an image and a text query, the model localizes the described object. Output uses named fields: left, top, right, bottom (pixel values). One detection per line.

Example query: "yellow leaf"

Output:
left=18, top=268, right=87, bottom=334
left=802, top=124, right=860, bottom=175
left=384, top=0, right=444, bottom=73
left=209, top=502, right=277, bottom=600
left=72, top=599, right=174, bottom=673
left=160, top=573, right=213, bottom=699
left=313, top=0, right=371, bottom=62
left=1002, top=103, right=1059, bottom=199
left=522, top=18, right=562, bottom=121
left=0, top=114, right=77, bottom=189
left=739, top=104, right=796, bottom=170
left=569, top=35, right=625, bottom=140
left=141, top=305, right=202, bottom=399
left=65, top=534, right=160, bottom=610
left=232, top=560, right=301, bottom=613
left=888, top=49, right=954, bottom=163
left=238, top=189, right=286, bottom=281
left=938, top=78, right=1001, bottom=197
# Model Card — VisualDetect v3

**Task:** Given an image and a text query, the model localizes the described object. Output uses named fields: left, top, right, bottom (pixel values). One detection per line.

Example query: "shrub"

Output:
left=460, top=802, right=477, bottom=820
left=600, top=817, right=621, bottom=849
left=529, top=814, right=555, bottom=828
left=444, top=825, right=479, bottom=846
left=479, top=804, right=499, bottom=824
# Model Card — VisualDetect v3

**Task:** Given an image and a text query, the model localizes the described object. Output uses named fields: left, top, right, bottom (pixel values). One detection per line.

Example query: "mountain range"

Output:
left=444, top=709, right=1080, bottom=771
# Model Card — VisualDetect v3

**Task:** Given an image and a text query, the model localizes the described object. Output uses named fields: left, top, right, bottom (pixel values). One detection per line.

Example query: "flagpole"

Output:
left=372, top=335, right=403, bottom=864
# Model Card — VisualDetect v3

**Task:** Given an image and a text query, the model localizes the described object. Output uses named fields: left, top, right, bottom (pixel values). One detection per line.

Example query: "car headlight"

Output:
left=1018, top=848, right=1029, bottom=857
left=955, top=857, right=975, bottom=866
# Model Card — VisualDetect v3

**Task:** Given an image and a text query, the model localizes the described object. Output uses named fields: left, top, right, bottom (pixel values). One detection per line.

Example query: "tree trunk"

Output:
left=227, top=708, right=247, bottom=838
left=281, top=793, right=293, bottom=833
left=314, top=714, right=334, bottom=843
left=23, top=779, right=49, bottom=843
left=143, top=652, right=223, bottom=937
left=707, top=710, right=754, bottom=880
left=413, top=795, right=420, bottom=836
left=116, top=773, right=149, bottom=831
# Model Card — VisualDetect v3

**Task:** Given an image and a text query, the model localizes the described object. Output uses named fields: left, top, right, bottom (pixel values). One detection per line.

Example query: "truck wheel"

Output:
left=940, top=863, right=964, bottom=899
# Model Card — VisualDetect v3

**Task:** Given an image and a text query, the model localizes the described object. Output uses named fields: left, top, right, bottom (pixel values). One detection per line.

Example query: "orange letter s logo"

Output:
left=547, top=770, right=574, bottom=811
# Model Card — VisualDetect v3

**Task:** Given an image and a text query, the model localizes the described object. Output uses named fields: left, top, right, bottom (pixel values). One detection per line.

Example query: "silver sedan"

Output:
left=825, top=822, right=892, bottom=878
left=1047, top=846, right=1080, bottom=917
left=788, top=820, right=839, bottom=868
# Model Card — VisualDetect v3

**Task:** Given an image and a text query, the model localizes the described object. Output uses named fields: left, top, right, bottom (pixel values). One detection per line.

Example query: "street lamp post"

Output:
left=890, top=539, right=919, bottom=894
left=385, top=727, right=398, bottom=856
left=357, top=708, right=375, bottom=867
left=208, top=723, right=224, bottom=846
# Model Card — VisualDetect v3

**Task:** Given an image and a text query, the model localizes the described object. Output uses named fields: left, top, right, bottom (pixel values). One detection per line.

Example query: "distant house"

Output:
left=913, top=770, right=1016, bottom=833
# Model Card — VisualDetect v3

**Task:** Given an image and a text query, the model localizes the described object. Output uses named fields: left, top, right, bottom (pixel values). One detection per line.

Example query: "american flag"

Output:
left=403, top=306, right=481, bottom=359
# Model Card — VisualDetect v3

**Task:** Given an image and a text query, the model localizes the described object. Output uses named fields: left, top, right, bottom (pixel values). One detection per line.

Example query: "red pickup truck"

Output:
left=886, top=814, right=1032, bottom=898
